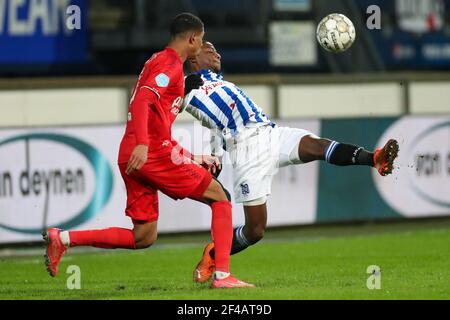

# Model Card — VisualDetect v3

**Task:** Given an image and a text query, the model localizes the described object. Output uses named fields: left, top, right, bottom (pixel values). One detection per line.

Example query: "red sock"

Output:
left=69, top=227, right=136, bottom=249
left=211, top=201, right=233, bottom=273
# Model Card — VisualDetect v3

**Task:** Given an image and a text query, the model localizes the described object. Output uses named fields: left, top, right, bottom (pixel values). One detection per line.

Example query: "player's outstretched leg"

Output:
left=298, top=135, right=399, bottom=175
left=43, top=224, right=156, bottom=277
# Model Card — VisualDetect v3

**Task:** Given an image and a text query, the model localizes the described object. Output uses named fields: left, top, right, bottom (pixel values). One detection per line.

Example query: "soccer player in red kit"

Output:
left=42, top=13, right=254, bottom=289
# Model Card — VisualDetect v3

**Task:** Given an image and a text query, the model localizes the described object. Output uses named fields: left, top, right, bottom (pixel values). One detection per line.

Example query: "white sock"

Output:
left=59, top=231, right=70, bottom=247
left=214, top=271, right=230, bottom=280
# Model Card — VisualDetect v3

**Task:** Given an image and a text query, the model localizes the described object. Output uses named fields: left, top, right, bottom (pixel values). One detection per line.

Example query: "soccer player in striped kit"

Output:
left=183, top=41, right=399, bottom=283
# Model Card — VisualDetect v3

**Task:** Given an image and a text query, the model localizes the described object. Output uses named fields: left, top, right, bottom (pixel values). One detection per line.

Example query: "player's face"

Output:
left=196, top=42, right=221, bottom=73
left=187, top=29, right=205, bottom=59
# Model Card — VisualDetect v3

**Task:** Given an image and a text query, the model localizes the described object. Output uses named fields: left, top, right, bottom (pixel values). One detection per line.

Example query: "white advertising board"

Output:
left=0, top=119, right=320, bottom=244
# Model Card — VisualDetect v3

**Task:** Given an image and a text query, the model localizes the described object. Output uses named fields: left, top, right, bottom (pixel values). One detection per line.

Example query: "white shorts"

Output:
left=226, top=125, right=315, bottom=204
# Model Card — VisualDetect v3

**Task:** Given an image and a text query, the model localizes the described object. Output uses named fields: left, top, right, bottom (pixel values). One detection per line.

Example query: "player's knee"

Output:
left=300, top=136, right=329, bottom=161
left=246, top=225, right=265, bottom=244
left=135, top=232, right=157, bottom=249
left=316, top=138, right=332, bottom=158
left=207, top=179, right=229, bottom=202
left=223, top=187, right=231, bottom=201
left=213, top=179, right=231, bottom=201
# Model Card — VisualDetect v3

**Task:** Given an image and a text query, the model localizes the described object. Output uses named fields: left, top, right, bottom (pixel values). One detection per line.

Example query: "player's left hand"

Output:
left=193, top=155, right=221, bottom=175
left=184, top=74, right=203, bottom=95
left=126, top=144, right=148, bottom=175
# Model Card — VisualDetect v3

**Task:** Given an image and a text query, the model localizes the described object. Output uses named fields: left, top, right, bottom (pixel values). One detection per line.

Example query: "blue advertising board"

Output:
left=0, top=0, right=87, bottom=64
left=356, top=0, right=450, bottom=69
left=371, top=31, right=450, bottom=69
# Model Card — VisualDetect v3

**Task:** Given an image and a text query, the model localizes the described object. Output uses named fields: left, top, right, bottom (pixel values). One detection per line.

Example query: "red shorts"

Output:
left=118, top=150, right=212, bottom=224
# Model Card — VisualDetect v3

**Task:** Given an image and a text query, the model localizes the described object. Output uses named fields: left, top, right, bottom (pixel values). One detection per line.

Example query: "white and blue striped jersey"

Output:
left=182, top=69, right=273, bottom=138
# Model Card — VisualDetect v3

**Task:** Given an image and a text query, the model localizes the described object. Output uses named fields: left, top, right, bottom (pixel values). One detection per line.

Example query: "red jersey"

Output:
left=118, top=47, right=184, bottom=163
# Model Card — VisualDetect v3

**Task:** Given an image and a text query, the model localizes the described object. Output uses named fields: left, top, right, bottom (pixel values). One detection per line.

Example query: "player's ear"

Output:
left=188, top=32, right=196, bottom=45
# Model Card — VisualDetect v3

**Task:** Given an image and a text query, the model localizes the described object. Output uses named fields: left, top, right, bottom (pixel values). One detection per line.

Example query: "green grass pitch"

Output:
left=0, top=218, right=449, bottom=300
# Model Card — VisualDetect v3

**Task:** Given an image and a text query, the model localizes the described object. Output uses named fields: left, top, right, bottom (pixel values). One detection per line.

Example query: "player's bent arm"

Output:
left=179, top=90, right=194, bottom=114
left=126, top=144, right=148, bottom=175
left=179, top=91, right=223, bottom=176
left=180, top=91, right=210, bottom=128
left=210, top=128, right=225, bottom=158
left=209, top=129, right=224, bottom=178
left=125, top=88, right=158, bottom=175
left=130, top=88, right=158, bottom=146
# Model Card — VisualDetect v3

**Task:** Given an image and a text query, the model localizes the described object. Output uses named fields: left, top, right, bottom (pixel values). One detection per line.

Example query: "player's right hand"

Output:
left=193, top=155, right=221, bottom=176
left=126, top=144, right=148, bottom=175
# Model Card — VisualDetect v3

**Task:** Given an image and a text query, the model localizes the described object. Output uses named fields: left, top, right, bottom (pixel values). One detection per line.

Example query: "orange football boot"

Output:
left=373, top=139, right=399, bottom=176
left=193, top=242, right=215, bottom=283
left=43, top=228, right=67, bottom=277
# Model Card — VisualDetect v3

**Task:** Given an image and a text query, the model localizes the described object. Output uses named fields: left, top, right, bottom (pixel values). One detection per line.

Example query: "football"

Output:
left=316, top=13, right=356, bottom=53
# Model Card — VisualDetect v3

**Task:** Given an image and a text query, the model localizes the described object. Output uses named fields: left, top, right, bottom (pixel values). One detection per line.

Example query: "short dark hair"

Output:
left=170, top=12, right=204, bottom=38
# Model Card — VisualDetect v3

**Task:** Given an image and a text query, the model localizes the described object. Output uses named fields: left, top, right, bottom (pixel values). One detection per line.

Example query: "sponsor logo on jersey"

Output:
left=202, top=81, right=225, bottom=95
left=240, top=183, right=250, bottom=196
left=155, top=73, right=170, bottom=87
left=162, top=140, right=170, bottom=147
left=171, top=96, right=183, bottom=116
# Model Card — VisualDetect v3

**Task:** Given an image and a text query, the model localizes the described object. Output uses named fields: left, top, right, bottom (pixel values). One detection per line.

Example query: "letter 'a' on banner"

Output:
left=0, top=0, right=87, bottom=64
